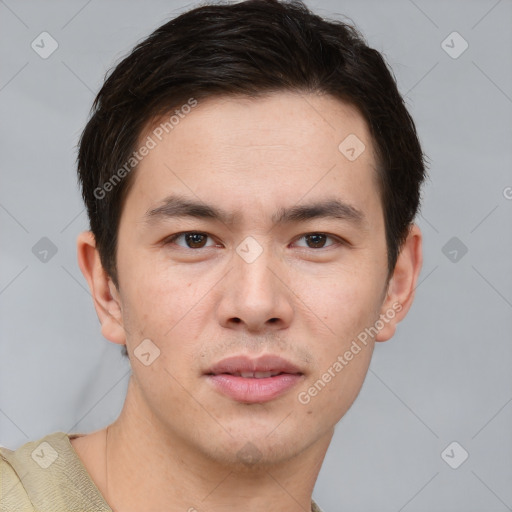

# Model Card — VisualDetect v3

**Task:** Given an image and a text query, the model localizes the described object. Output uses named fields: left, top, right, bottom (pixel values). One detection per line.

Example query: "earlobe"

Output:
left=76, top=231, right=126, bottom=345
left=375, top=223, right=423, bottom=342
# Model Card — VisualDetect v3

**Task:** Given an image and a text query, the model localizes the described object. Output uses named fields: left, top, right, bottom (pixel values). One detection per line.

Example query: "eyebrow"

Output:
left=143, top=194, right=366, bottom=228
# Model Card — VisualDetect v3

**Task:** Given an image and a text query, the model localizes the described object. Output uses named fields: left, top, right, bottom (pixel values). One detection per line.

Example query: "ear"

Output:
left=76, top=231, right=126, bottom=346
left=375, top=223, right=423, bottom=342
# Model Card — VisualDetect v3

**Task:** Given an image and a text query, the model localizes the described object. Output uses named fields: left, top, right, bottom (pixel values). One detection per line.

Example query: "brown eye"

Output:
left=165, top=232, right=216, bottom=249
left=294, top=233, right=339, bottom=249
left=304, top=234, right=327, bottom=248
left=184, top=232, right=208, bottom=248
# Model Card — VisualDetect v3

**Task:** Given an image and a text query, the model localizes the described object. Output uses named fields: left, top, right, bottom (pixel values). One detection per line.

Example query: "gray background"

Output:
left=1, top=1, right=511, bottom=511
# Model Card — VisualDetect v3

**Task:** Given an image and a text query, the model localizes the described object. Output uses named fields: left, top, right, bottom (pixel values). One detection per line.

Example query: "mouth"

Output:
left=204, top=354, right=304, bottom=403
left=209, top=371, right=289, bottom=378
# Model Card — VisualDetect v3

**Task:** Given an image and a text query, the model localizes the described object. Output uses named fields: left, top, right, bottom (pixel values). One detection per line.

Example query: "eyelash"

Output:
left=163, top=231, right=346, bottom=250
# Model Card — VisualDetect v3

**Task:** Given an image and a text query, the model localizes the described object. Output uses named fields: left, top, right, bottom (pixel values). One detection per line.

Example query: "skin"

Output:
left=74, top=91, right=422, bottom=512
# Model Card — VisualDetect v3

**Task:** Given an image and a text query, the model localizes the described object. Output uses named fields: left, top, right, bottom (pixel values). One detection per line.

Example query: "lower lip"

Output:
left=206, top=373, right=303, bottom=403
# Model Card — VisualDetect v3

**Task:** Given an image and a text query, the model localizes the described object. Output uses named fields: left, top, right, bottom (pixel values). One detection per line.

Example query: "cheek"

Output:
left=118, top=254, right=214, bottom=367
left=297, top=268, right=382, bottom=409
left=308, top=267, right=383, bottom=338
left=118, top=244, right=196, bottom=319
left=296, top=339, right=374, bottom=429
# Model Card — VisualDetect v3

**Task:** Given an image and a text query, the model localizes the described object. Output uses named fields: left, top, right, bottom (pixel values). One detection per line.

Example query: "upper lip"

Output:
left=206, top=354, right=303, bottom=375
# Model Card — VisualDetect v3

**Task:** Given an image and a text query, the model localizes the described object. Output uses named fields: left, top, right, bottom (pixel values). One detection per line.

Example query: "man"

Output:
left=0, top=0, right=424, bottom=511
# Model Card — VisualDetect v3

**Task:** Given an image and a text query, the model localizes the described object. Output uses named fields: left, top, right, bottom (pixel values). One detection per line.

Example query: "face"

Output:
left=103, top=92, right=402, bottom=468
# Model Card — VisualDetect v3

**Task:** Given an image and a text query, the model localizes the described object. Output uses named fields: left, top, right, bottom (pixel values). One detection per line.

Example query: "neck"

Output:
left=101, top=376, right=331, bottom=512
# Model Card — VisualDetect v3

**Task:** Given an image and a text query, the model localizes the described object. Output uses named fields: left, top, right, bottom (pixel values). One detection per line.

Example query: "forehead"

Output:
left=124, top=92, right=380, bottom=224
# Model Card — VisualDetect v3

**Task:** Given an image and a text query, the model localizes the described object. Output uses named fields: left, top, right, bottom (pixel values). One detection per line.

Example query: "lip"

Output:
left=205, top=354, right=304, bottom=403
left=206, top=354, right=303, bottom=375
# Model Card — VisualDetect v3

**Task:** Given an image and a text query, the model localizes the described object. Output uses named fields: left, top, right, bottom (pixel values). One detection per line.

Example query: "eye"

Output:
left=293, top=233, right=340, bottom=249
left=164, top=231, right=218, bottom=249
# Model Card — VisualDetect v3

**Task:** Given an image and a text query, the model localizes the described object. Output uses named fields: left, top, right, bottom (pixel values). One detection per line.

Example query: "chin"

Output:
left=199, top=426, right=308, bottom=470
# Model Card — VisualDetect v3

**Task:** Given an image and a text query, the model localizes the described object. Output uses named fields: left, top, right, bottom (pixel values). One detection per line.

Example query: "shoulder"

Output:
left=311, top=498, right=325, bottom=512
left=0, top=431, right=100, bottom=512
left=0, top=442, right=34, bottom=512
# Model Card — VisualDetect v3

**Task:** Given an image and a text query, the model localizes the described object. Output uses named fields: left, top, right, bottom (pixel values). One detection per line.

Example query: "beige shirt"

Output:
left=1, top=432, right=324, bottom=512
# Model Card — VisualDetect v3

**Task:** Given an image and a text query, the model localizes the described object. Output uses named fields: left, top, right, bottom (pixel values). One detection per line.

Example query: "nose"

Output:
left=215, top=243, right=294, bottom=333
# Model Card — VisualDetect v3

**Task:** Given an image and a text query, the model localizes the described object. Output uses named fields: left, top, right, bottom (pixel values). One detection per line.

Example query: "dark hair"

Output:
left=77, top=0, right=426, bottom=357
